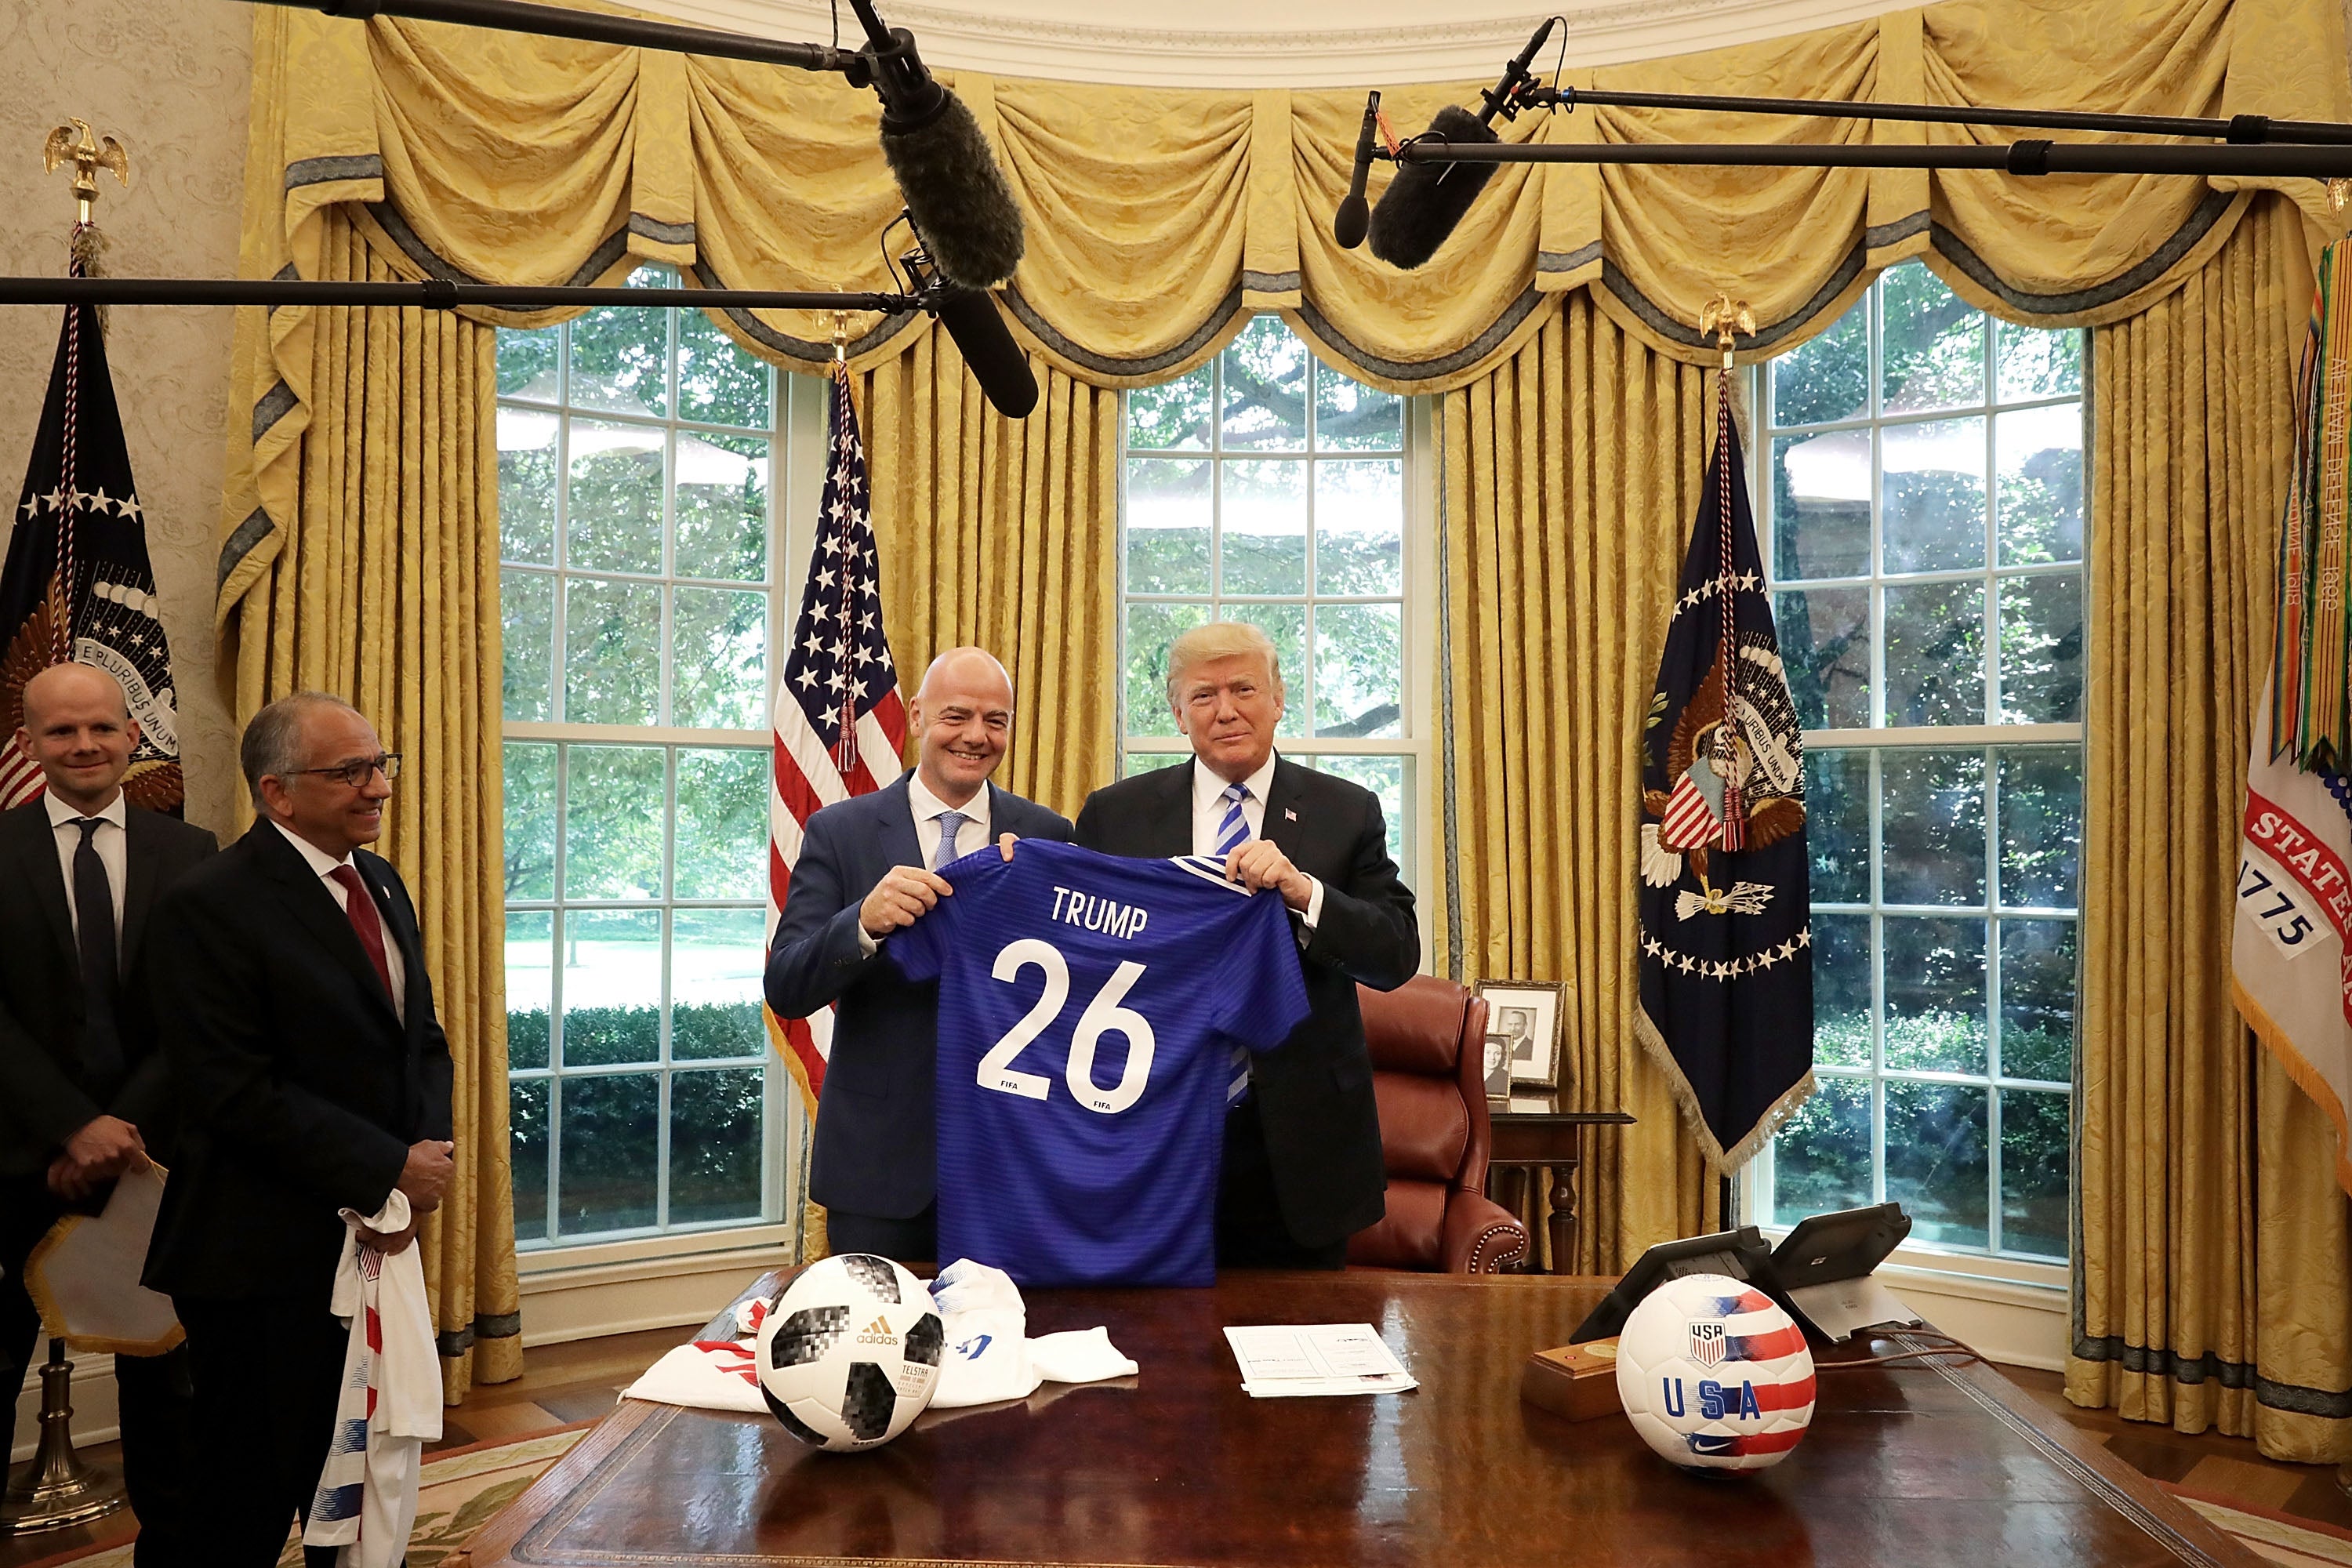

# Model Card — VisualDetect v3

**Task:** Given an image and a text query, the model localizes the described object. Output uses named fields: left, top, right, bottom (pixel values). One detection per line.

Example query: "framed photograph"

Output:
left=1475, top=980, right=1565, bottom=1092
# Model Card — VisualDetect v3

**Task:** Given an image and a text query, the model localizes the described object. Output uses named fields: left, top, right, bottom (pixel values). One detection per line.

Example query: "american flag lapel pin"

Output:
left=1284, top=808, right=1298, bottom=821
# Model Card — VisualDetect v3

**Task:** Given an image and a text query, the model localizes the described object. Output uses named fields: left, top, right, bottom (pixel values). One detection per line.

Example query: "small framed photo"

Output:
left=1476, top=980, right=1565, bottom=1093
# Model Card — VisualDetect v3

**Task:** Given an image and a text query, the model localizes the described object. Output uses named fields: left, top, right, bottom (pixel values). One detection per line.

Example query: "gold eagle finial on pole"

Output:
left=1700, top=295, right=1755, bottom=373
left=42, top=118, right=131, bottom=227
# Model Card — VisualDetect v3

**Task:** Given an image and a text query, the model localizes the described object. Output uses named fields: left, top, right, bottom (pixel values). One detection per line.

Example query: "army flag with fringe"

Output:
left=1636, top=394, right=1814, bottom=1169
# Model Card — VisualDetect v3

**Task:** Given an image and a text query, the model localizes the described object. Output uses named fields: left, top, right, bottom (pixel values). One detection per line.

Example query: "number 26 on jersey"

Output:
left=977, top=938, right=1158, bottom=1115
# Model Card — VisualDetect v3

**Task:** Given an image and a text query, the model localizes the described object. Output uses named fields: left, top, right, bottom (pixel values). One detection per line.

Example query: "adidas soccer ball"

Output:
left=1613, top=1272, right=1816, bottom=1473
left=755, top=1254, right=945, bottom=1452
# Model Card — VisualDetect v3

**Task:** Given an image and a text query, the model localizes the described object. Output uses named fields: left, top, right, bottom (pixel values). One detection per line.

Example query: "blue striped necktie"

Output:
left=1214, top=783, right=1254, bottom=1105
left=931, top=810, right=969, bottom=872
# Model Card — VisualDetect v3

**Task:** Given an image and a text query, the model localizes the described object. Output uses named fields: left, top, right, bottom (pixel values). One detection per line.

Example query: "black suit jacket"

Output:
left=143, top=821, right=455, bottom=1301
left=764, top=775, right=1073, bottom=1219
left=0, top=800, right=217, bottom=1178
left=1074, top=756, right=1418, bottom=1247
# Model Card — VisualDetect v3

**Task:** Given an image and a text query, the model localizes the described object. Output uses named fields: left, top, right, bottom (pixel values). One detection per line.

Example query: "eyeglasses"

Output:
left=292, top=753, right=402, bottom=788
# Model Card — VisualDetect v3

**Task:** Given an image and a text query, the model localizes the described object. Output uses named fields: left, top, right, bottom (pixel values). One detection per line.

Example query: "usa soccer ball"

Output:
left=1613, top=1272, right=1816, bottom=1472
left=755, top=1254, right=945, bottom=1452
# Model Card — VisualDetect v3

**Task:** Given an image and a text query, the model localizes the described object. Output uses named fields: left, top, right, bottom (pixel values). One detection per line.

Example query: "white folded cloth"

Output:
left=303, top=1191, right=441, bottom=1568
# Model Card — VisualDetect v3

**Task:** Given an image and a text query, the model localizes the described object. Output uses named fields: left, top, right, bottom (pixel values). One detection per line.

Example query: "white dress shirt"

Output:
left=45, top=789, right=128, bottom=946
left=857, top=778, right=993, bottom=955
left=271, top=819, right=407, bottom=1022
left=1190, top=753, right=1323, bottom=931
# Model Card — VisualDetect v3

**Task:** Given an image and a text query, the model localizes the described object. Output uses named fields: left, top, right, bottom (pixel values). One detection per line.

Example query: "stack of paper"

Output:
left=1223, top=1323, right=1418, bottom=1398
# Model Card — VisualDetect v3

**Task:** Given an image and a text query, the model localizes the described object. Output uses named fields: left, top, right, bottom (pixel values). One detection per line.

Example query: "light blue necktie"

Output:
left=931, top=810, right=969, bottom=872
left=1214, top=783, right=1254, bottom=1105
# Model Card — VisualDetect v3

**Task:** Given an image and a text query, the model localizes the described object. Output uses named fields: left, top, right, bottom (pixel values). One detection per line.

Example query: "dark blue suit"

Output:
left=764, top=774, right=1073, bottom=1232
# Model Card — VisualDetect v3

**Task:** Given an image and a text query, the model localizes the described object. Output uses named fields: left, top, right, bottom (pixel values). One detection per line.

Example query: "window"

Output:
left=1756, top=264, right=2085, bottom=1261
left=1119, top=317, right=1417, bottom=874
left=496, top=270, right=784, bottom=1246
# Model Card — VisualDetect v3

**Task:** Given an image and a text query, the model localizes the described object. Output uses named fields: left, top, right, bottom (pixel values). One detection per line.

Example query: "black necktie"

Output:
left=71, top=818, right=124, bottom=1087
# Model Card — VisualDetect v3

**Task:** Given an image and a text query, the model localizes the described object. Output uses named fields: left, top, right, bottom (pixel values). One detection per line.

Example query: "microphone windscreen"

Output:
left=882, top=90, right=1028, bottom=291
left=932, top=285, right=1040, bottom=419
left=1367, top=105, right=1501, bottom=270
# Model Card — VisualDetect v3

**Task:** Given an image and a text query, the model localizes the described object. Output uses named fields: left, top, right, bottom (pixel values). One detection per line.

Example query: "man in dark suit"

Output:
left=1, top=662, right=213, bottom=1563
left=765, top=647, right=1073, bottom=1263
left=1075, top=622, right=1418, bottom=1268
left=146, top=691, right=455, bottom=1568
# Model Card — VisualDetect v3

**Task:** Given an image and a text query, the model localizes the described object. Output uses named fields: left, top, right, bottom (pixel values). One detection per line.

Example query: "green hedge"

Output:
left=506, top=1001, right=764, bottom=1069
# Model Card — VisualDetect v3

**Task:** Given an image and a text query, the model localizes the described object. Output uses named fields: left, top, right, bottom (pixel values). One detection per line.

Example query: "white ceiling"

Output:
left=637, top=0, right=1926, bottom=86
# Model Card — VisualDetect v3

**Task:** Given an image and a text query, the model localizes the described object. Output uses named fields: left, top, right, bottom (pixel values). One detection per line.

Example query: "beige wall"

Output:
left=0, top=0, right=252, bottom=837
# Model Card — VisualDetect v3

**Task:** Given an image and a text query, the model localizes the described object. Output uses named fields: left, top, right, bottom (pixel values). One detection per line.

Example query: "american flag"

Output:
left=765, top=368, right=907, bottom=1112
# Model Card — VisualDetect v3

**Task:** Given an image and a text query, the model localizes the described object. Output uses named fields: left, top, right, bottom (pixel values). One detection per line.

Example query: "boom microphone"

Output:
left=1334, top=91, right=1381, bottom=249
left=903, top=241, right=1039, bottom=419
left=848, top=1, right=1027, bottom=291
left=1367, top=18, right=1557, bottom=269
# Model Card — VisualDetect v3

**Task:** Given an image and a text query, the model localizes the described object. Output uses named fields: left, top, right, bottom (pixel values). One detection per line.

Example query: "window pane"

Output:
left=1806, top=750, right=1870, bottom=905
left=1880, top=750, right=1986, bottom=907
left=503, top=742, right=557, bottom=901
left=674, top=748, right=768, bottom=900
left=1882, top=579, right=1987, bottom=726
left=1879, top=267, right=1985, bottom=414
left=561, top=909, right=663, bottom=1065
left=1999, top=1088, right=2071, bottom=1257
left=1812, top=913, right=1871, bottom=1068
left=564, top=746, right=666, bottom=899
left=1999, top=919, right=2077, bottom=1083
left=1998, top=572, right=2083, bottom=724
left=1995, top=318, right=2082, bottom=402
left=1767, top=305, right=1867, bottom=428
left=674, top=309, right=769, bottom=431
left=563, top=576, right=663, bottom=725
left=1313, top=604, right=1401, bottom=738
left=1124, top=751, right=1185, bottom=780
left=1883, top=916, right=1988, bottom=1075
left=1998, top=748, right=2082, bottom=909
left=510, top=1077, right=548, bottom=1243
left=1306, top=755, right=1406, bottom=867
left=672, top=909, right=766, bottom=1061
left=1219, top=317, right=1308, bottom=452
left=558, top=1073, right=660, bottom=1234
left=1127, top=364, right=1212, bottom=451
left=1776, top=586, right=1869, bottom=731
left=1880, top=418, right=1987, bottom=574
left=1771, top=431, right=1871, bottom=579
left=1123, top=602, right=1208, bottom=739
left=501, top=569, right=555, bottom=723
left=1885, top=1080, right=1989, bottom=1248
left=1315, top=459, right=1403, bottom=597
left=1225, top=601, right=1305, bottom=739
left=565, top=422, right=666, bottom=576
left=1312, top=368, right=1402, bottom=452
left=1126, top=457, right=1211, bottom=595
left=498, top=327, right=557, bottom=401
left=1771, top=1075, right=1873, bottom=1220
left=498, top=407, right=557, bottom=565
left=672, top=586, right=768, bottom=730
left=1220, top=460, right=1307, bottom=595
left=1995, top=407, right=2082, bottom=565
left=506, top=910, right=553, bottom=1071
left=567, top=296, right=668, bottom=419
left=672, top=431, right=768, bottom=584
left=670, top=1068, right=764, bottom=1225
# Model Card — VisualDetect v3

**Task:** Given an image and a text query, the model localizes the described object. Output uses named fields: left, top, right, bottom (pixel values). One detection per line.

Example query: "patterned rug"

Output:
left=2169, top=1486, right=2352, bottom=1567
left=17, top=1422, right=590, bottom=1568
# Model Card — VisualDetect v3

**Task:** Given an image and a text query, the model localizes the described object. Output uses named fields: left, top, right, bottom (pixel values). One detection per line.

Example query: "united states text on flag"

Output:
left=765, top=368, right=907, bottom=1113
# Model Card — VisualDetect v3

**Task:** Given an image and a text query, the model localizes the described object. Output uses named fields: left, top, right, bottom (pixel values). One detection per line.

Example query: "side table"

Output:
left=1484, top=1098, right=1635, bottom=1272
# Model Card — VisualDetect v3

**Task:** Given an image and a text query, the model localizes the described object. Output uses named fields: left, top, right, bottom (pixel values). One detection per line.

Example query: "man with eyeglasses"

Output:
left=145, top=690, right=455, bottom=1567
left=0, top=660, right=215, bottom=1564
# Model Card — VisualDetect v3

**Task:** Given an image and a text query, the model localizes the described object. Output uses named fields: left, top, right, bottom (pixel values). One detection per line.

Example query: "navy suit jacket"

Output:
left=764, top=774, right=1073, bottom=1219
left=1074, top=757, right=1418, bottom=1248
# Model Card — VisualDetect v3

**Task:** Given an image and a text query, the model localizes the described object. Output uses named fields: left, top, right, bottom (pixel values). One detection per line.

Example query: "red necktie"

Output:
left=328, top=865, right=394, bottom=1000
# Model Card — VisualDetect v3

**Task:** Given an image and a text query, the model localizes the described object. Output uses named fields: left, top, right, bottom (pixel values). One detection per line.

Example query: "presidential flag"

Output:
left=2234, top=235, right=2352, bottom=1197
left=1635, top=392, right=1813, bottom=1169
left=766, top=367, right=908, bottom=1113
left=0, top=300, right=183, bottom=811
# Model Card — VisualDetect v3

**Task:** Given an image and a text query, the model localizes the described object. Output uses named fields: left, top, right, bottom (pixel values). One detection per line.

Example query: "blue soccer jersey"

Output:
left=886, top=837, right=1309, bottom=1287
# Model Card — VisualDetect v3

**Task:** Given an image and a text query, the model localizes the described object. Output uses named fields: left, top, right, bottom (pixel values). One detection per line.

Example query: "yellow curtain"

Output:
left=2067, top=194, right=2352, bottom=1461
left=858, top=335, right=1121, bottom=821
left=1436, top=295, right=1726, bottom=1269
left=221, top=209, right=522, bottom=1400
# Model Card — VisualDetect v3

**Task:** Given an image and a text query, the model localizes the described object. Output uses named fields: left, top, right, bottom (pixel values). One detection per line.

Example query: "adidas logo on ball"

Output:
left=855, top=1315, right=897, bottom=1347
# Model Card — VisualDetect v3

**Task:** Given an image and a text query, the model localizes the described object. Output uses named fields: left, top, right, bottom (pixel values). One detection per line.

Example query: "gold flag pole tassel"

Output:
left=1699, top=296, right=1755, bottom=850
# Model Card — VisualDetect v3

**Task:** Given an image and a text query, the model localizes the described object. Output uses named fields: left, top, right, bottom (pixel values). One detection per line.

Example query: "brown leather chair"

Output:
left=1345, top=975, right=1532, bottom=1273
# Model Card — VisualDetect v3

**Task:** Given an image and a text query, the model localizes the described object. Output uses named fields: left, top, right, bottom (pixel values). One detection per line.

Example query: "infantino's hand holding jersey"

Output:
left=887, top=839, right=1308, bottom=1286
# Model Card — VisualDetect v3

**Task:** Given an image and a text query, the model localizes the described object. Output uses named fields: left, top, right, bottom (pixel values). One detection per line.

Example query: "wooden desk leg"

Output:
left=1548, top=1148, right=1581, bottom=1274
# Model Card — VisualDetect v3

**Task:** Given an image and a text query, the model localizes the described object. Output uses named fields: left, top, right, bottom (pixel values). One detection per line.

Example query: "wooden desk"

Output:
left=467, top=1271, right=2256, bottom=1568
left=1484, top=1097, right=1635, bottom=1270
